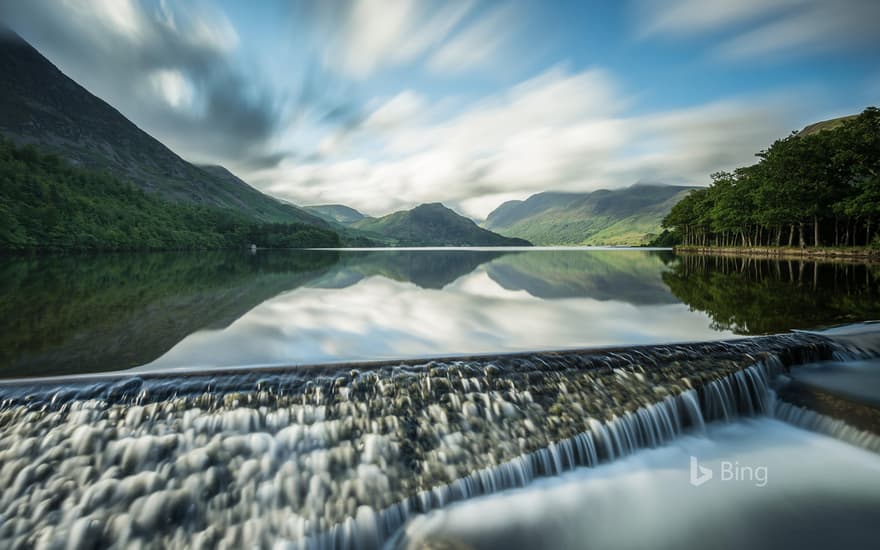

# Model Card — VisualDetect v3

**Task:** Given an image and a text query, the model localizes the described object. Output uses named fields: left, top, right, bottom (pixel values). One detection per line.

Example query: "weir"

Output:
left=0, top=332, right=876, bottom=549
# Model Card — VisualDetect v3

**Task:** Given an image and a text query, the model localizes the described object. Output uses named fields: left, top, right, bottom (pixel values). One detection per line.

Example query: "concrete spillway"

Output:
left=0, top=333, right=876, bottom=549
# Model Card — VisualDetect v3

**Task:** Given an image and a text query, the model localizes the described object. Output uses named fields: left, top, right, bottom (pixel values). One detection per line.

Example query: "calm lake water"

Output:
left=2, top=247, right=879, bottom=379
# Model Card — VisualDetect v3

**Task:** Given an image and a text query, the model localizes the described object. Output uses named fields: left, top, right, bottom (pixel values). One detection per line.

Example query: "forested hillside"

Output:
left=0, top=138, right=340, bottom=252
left=660, top=107, right=880, bottom=248
left=483, top=185, right=695, bottom=246
left=0, top=31, right=326, bottom=226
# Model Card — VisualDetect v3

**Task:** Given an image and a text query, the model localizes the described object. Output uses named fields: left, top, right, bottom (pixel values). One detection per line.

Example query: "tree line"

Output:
left=658, top=107, right=880, bottom=248
left=0, top=137, right=341, bottom=252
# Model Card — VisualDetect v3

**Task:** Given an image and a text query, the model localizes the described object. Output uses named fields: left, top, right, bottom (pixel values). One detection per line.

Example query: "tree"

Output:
left=663, top=106, right=880, bottom=249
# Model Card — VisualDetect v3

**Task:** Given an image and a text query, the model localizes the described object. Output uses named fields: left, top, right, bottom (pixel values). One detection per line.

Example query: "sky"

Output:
left=2, top=0, right=879, bottom=219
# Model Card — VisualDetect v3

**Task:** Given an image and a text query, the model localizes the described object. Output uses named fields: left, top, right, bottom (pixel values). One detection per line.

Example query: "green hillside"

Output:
left=353, top=203, right=532, bottom=246
left=0, top=30, right=326, bottom=227
left=483, top=184, right=696, bottom=246
left=798, top=115, right=858, bottom=137
left=0, top=138, right=339, bottom=251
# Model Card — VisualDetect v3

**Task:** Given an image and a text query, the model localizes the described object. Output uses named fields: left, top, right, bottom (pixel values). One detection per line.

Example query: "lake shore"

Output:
left=675, top=245, right=880, bottom=263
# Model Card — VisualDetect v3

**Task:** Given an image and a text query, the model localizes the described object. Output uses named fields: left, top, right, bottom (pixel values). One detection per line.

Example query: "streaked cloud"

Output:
left=716, top=1, right=880, bottom=60
left=0, top=0, right=279, bottom=167
left=262, top=67, right=798, bottom=218
left=1, top=1, right=874, bottom=219
left=634, top=0, right=880, bottom=60
left=310, top=0, right=477, bottom=79
left=427, top=3, right=521, bottom=75
left=635, top=0, right=805, bottom=36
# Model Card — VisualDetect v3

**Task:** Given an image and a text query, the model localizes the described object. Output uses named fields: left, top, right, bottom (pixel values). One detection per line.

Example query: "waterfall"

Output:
left=774, top=400, right=880, bottom=453
left=308, top=363, right=782, bottom=550
left=0, top=332, right=875, bottom=550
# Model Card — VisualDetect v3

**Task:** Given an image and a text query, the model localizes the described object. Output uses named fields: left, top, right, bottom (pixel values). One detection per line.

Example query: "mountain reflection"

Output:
left=4, top=249, right=879, bottom=379
left=487, top=250, right=677, bottom=304
left=0, top=252, right=338, bottom=378
left=311, top=250, right=512, bottom=289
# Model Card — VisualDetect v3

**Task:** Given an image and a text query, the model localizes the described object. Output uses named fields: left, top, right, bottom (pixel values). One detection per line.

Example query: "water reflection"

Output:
left=0, top=252, right=339, bottom=378
left=487, top=249, right=677, bottom=303
left=141, top=249, right=717, bottom=371
left=665, top=255, right=880, bottom=334
left=2, top=249, right=879, bottom=378
left=311, top=249, right=510, bottom=289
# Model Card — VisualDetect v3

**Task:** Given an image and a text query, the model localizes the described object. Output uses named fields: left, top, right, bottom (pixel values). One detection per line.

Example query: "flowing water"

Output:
left=1, top=249, right=879, bottom=549
left=393, top=418, right=880, bottom=550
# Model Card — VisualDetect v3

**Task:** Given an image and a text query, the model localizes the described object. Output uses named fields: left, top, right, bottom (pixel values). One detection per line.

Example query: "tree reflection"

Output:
left=0, top=251, right=339, bottom=377
left=664, top=254, right=880, bottom=334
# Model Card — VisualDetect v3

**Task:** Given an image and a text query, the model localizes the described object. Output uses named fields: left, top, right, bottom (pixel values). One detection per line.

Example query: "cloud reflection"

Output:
left=142, top=253, right=731, bottom=370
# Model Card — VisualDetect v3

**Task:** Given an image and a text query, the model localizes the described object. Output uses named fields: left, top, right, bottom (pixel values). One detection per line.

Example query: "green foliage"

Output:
left=647, top=229, right=682, bottom=247
left=663, top=107, right=880, bottom=248
left=0, top=138, right=340, bottom=252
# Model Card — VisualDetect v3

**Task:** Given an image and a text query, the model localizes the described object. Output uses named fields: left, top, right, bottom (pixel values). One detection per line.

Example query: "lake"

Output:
left=2, top=247, right=879, bottom=379
left=2, top=248, right=880, bottom=549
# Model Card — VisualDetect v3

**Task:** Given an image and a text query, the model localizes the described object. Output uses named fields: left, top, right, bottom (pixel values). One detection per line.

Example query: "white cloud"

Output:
left=330, top=0, right=475, bottom=78
left=90, top=0, right=144, bottom=39
left=634, top=0, right=806, bottom=36
left=634, top=0, right=880, bottom=60
left=363, top=90, right=426, bottom=130
left=149, top=69, right=195, bottom=110
left=1, top=0, right=271, bottom=167
left=336, top=0, right=416, bottom=78
left=428, top=3, right=519, bottom=74
left=320, top=0, right=526, bottom=79
left=715, top=1, right=880, bottom=60
left=616, top=97, right=796, bottom=184
left=260, top=66, right=799, bottom=219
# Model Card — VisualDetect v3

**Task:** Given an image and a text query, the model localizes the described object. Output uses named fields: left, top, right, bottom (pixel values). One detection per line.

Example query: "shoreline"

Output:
left=675, top=245, right=880, bottom=263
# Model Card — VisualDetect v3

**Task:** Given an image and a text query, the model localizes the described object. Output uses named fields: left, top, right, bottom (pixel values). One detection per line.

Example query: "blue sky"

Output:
left=3, top=0, right=879, bottom=218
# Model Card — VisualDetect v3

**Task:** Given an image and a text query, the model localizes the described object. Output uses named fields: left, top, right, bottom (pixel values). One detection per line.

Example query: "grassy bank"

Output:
left=675, top=245, right=880, bottom=262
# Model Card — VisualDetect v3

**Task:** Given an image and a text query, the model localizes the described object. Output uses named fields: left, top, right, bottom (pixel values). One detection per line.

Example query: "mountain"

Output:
left=483, top=184, right=698, bottom=246
left=305, top=204, right=367, bottom=225
left=0, top=137, right=340, bottom=251
left=798, top=114, right=858, bottom=137
left=352, top=203, right=532, bottom=246
left=0, top=30, right=326, bottom=227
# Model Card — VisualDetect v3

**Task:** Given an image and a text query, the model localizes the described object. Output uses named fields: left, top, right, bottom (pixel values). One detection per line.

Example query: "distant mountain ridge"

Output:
left=483, top=184, right=698, bottom=246
left=305, top=204, right=367, bottom=225
left=353, top=203, right=531, bottom=247
left=0, top=30, right=325, bottom=227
